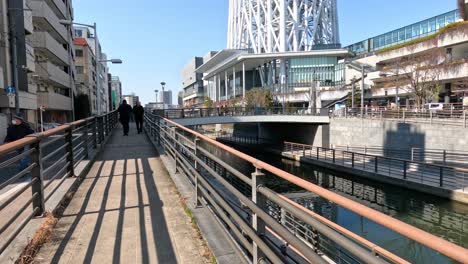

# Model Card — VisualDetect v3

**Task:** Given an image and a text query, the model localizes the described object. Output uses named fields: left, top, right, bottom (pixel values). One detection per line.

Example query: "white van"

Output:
left=424, top=103, right=444, bottom=112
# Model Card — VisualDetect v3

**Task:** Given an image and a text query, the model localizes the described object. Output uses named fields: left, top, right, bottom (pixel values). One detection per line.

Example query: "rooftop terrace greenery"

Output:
left=377, top=21, right=468, bottom=54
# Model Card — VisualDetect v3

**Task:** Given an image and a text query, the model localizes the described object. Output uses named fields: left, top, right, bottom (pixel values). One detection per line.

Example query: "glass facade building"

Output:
left=287, top=56, right=345, bottom=87
left=346, top=10, right=459, bottom=55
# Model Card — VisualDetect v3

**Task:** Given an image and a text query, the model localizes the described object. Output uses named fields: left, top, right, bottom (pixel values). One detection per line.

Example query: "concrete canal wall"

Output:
left=229, top=118, right=468, bottom=153
left=326, top=118, right=468, bottom=152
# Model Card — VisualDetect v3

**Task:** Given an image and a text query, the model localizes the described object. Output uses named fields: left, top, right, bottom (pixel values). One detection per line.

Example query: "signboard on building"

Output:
left=5, top=86, right=16, bottom=95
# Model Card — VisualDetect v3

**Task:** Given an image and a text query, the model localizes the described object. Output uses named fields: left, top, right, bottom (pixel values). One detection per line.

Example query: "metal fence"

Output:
left=154, top=107, right=328, bottom=119
left=284, top=142, right=468, bottom=193
left=143, top=113, right=468, bottom=264
left=333, top=145, right=468, bottom=167
left=0, top=111, right=118, bottom=255
left=332, top=107, right=468, bottom=127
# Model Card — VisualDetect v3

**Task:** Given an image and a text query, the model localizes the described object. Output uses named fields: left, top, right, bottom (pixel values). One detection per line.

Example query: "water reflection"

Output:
left=202, top=141, right=468, bottom=264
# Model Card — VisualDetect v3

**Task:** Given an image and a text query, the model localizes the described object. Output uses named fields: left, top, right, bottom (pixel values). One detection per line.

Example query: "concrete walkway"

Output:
left=35, top=124, right=210, bottom=264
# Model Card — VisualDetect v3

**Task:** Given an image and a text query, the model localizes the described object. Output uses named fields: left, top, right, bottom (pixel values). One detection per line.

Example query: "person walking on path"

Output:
left=4, top=114, right=35, bottom=172
left=133, top=101, right=145, bottom=134
left=117, top=100, right=133, bottom=136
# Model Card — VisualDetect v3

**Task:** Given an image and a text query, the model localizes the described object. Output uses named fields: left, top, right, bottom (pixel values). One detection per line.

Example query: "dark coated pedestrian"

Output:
left=133, top=101, right=144, bottom=134
left=4, top=114, right=35, bottom=172
left=118, top=100, right=133, bottom=136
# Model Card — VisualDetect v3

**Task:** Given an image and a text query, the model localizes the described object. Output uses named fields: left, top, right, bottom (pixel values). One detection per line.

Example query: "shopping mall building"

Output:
left=190, top=2, right=468, bottom=109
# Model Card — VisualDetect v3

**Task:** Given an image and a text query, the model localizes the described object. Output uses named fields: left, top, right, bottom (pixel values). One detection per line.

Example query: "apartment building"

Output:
left=74, top=26, right=109, bottom=114
left=123, top=94, right=139, bottom=107
left=109, top=75, right=122, bottom=110
left=181, top=51, right=217, bottom=107
left=0, top=0, right=37, bottom=124
left=29, top=0, right=76, bottom=123
left=74, top=36, right=97, bottom=114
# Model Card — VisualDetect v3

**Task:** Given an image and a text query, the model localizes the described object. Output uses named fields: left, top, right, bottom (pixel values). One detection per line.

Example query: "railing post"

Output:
left=464, top=110, right=466, bottom=128
left=157, top=118, right=162, bottom=145
left=65, top=125, right=75, bottom=177
left=28, top=135, right=45, bottom=216
left=98, top=116, right=104, bottom=144
left=251, top=166, right=266, bottom=264
left=443, top=150, right=447, bottom=165
left=92, top=117, right=97, bottom=149
left=173, top=127, right=179, bottom=173
left=375, top=156, right=378, bottom=173
left=430, top=111, right=433, bottom=124
left=440, top=167, right=444, bottom=187
left=194, top=137, right=202, bottom=207
left=403, top=161, right=407, bottom=179
left=351, top=152, right=355, bottom=168
left=104, top=114, right=108, bottom=136
left=316, top=147, right=319, bottom=160
left=83, top=119, right=89, bottom=159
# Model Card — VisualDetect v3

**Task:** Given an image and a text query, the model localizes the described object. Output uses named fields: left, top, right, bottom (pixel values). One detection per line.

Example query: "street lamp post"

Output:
left=160, top=82, right=166, bottom=111
left=154, top=90, right=158, bottom=105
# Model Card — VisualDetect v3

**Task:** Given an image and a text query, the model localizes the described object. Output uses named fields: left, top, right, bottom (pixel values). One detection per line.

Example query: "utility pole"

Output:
left=12, top=24, right=19, bottom=115
left=351, top=77, right=356, bottom=108
left=94, top=23, right=100, bottom=115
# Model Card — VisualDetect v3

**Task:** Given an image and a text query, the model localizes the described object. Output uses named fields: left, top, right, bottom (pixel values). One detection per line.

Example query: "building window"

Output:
left=76, top=49, right=83, bottom=57
left=76, top=66, right=84, bottom=74
left=74, top=29, right=83, bottom=37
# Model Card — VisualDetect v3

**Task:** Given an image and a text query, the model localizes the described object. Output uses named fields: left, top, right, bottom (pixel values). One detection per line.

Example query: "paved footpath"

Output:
left=35, top=124, right=210, bottom=264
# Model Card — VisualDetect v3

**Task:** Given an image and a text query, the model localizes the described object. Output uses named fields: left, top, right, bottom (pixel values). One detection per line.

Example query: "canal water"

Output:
left=201, top=141, right=468, bottom=264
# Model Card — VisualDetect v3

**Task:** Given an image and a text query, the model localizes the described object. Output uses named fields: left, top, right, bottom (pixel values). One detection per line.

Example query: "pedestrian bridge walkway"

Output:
left=34, top=125, right=209, bottom=263
left=155, top=107, right=330, bottom=126
left=1, top=112, right=468, bottom=264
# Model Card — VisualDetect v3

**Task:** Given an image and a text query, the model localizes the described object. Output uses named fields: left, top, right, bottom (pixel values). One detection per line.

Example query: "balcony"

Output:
left=24, top=2, right=33, bottom=34
left=25, top=43, right=35, bottom=72
left=30, top=0, right=68, bottom=43
left=36, top=62, right=71, bottom=88
left=46, top=0, right=68, bottom=19
left=37, top=92, right=72, bottom=110
left=30, top=31, right=69, bottom=65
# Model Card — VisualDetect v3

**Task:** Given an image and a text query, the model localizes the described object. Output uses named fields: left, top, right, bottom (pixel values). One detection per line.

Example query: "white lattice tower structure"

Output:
left=227, top=0, right=340, bottom=53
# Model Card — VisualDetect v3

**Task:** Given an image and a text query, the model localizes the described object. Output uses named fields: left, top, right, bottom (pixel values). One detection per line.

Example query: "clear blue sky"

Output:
left=73, top=0, right=457, bottom=104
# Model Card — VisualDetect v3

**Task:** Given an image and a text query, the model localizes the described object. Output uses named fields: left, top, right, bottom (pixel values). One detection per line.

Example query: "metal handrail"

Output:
left=332, top=144, right=468, bottom=166
left=144, top=115, right=397, bottom=263
left=144, top=113, right=468, bottom=264
left=284, top=141, right=468, bottom=192
left=333, top=107, right=468, bottom=127
left=152, top=106, right=328, bottom=119
left=0, top=111, right=118, bottom=255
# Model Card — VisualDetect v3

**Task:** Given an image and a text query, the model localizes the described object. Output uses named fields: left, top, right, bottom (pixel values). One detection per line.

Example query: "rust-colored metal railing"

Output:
left=144, top=113, right=468, bottom=264
left=0, top=111, right=118, bottom=255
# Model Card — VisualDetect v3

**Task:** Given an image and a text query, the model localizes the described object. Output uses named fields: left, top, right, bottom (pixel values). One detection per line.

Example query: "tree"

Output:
left=245, top=88, right=273, bottom=108
left=459, top=0, right=467, bottom=21
left=203, top=96, right=213, bottom=108
left=380, top=47, right=442, bottom=108
left=74, top=94, right=91, bottom=120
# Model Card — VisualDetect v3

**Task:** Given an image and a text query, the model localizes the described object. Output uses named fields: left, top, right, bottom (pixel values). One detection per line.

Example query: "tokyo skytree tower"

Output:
left=227, top=0, right=340, bottom=53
